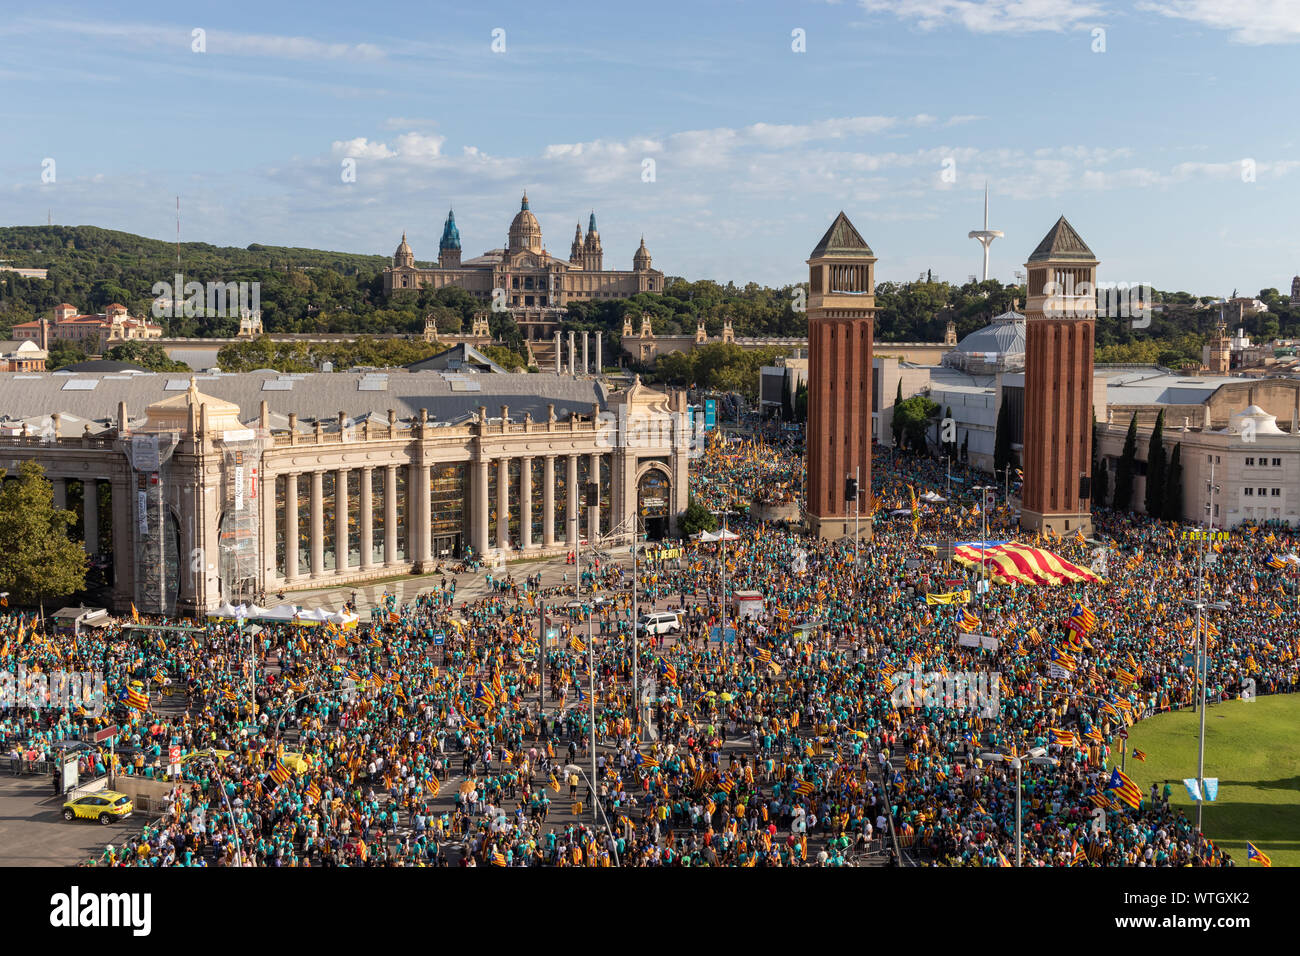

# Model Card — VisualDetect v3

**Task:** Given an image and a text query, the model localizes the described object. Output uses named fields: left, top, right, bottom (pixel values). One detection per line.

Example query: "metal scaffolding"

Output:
left=129, top=433, right=179, bottom=616
left=218, top=437, right=263, bottom=605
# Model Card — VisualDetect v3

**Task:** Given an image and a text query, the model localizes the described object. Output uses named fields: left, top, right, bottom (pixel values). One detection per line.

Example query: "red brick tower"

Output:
left=1020, top=216, right=1098, bottom=537
left=805, top=212, right=877, bottom=540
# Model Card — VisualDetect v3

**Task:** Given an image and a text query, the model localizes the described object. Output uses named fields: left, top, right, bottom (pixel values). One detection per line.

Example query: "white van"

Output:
left=637, top=611, right=682, bottom=635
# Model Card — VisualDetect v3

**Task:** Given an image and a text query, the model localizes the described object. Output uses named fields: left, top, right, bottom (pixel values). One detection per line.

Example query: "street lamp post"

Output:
left=971, top=485, right=994, bottom=617
left=982, top=746, right=1050, bottom=866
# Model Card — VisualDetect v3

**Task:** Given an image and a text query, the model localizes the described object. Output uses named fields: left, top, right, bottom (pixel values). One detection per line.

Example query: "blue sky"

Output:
left=3, top=0, right=1298, bottom=295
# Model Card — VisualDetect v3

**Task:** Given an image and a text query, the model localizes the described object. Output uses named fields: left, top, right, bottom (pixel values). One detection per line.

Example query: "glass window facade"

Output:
left=530, top=458, right=543, bottom=544
left=372, top=469, right=386, bottom=564
left=508, top=458, right=521, bottom=546
left=431, top=463, right=466, bottom=556
left=297, top=476, right=310, bottom=574
left=394, top=465, right=407, bottom=561
left=554, top=457, right=569, bottom=541
left=347, top=470, right=361, bottom=567
left=322, top=471, right=336, bottom=571
left=275, top=475, right=286, bottom=577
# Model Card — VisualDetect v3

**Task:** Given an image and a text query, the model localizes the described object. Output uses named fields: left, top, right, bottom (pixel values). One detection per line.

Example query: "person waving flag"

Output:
left=1106, top=767, right=1143, bottom=809
left=1246, top=842, right=1272, bottom=867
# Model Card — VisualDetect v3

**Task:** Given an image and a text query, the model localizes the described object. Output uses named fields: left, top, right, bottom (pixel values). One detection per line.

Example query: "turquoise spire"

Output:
left=439, top=209, right=461, bottom=251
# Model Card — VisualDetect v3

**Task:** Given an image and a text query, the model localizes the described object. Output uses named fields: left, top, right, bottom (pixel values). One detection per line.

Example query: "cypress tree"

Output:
left=1113, top=413, right=1138, bottom=511
left=891, top=378, right=904, bottom=447
left=1145, top=409, right=1167, bottom=518
left=994, top=400, right=1013, bottom=480
left=1164, top=443, right=1184, bottom=521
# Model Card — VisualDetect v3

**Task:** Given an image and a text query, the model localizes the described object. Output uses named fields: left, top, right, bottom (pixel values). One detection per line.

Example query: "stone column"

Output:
left=473, top=457, right=490, bottom=557
left=496, top=457, right=510, bottom=551
left=589, top=452, right=601, bottom=541
left=335, top=467, right=348, bottom=573
left=554, top=331, right=562, bottom=374
left=415, top=463, right=432, bottom=570
left=566, top=454, right=579, bottom=546
left=520, top=455, right=534, bottom=550
left=359, top=466, right=374, bottom=569
left=583, top=332, right=590, bottom=376
left=310, top=471, right=324, bottom=578
left=83, top=479, right=98, bottom=556
left=568, top=332, right=576, bottom=379
left=384, top=465, right=398, bottom=566
left=285, top=473, right=299, bottom=580
left=52, top=478, right=66, bottom=511
left=543, top=455, right=556, bottom=547
left=595, top=334, right=602, bottom=375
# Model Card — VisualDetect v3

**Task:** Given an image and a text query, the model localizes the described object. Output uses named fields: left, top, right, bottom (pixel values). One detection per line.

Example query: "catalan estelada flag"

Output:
left=1067, top=604, right=1098, bottom=635
left=124, top=687, right=150, bottom=711
left=492, top=849, right=507, bottom=867
left=1246, top=842, right=1272, bottom=867
left=473, top=681, right=496, bottom=709
left=957, top=609, right=980, bottom=632
left=1131, top=748, right=1147, bottom=762
left=1265, top=554, right=1288, bottom=570
left=428, top=775, right=441, bottom=797
left=1106, top=767, right=1143, bottom=809
left=131, top=603, right=140, bottom=623
left=1071, top=840, right=1088, bottom=866
left=661, top=660, right=678, bottom=686
left=269, top=760, right=292, bottom=787
left=1051, top=728, right=1080, bottom=749
left=305, top=780, right=321, bottom=804
left=794, top=779, right=815, bottom=797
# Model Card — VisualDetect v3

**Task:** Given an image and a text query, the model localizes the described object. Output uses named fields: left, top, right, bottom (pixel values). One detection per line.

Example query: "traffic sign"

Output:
left=433, top=635, right=445, bottom=646
left=1119, top=727, right=1128, bottom=740
left=92, top=725, right=119, bottom=743
left=169, top=745, right=182, bottom=763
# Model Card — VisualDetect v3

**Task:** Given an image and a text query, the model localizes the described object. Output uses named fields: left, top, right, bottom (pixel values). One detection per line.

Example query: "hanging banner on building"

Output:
left=234, top=464, right=245, bottom=511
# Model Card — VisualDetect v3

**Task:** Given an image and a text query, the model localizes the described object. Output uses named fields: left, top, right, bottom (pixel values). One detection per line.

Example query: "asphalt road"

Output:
left=0, top=773, right=141, bottom=866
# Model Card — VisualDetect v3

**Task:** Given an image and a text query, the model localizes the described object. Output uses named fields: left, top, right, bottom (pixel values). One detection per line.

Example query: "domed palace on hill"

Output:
left=384, top=193, right=664, bottom=343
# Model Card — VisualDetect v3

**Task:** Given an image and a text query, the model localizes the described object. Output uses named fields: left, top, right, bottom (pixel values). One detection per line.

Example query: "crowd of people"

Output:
left=1, top=418, right=1296, bottom=867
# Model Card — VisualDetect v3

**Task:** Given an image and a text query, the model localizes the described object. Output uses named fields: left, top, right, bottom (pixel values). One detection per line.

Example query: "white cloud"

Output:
left=860, top=0, right=1107, bottom=33
left=17, top=19, right=386, bottom=61
left=1138, top=1, right=1300, bottom=45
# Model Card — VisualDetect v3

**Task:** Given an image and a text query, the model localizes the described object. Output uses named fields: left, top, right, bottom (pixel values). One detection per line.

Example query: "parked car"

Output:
left=637, top=612, right=682, bottom=635
left=62, top=791, right=133, bottom=825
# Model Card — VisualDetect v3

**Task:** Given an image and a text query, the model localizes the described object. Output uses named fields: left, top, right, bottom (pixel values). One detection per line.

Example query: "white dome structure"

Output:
left=1221, top=404, right=1287, bottom=437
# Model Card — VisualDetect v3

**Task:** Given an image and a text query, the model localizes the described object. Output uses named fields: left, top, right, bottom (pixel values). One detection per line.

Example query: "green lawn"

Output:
left=1122, top=694, right=1300, bottom=867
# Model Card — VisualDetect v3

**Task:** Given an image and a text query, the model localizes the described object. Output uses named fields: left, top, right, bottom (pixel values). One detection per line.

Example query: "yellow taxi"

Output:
left=62, top=790, right=133, bottom=825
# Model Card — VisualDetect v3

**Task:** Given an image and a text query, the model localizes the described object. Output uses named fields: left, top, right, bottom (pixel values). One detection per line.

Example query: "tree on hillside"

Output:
left=46, top=340, right=87, bottom=371
left=1113, top=413, right=1138, bottom=511
left=0, top=461, right=87, bottom=606
left=1144, top=409, right=1167, bottom=518
left=104, top=341, right=191, bottom=371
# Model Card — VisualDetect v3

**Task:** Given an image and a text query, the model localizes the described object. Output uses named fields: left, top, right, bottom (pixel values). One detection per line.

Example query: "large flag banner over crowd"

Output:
left=2, top=414, right=1296, bottom=880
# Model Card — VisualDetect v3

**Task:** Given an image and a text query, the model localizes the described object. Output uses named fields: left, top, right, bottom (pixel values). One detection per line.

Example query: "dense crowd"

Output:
left=1, top=424, right=1296, bottom=867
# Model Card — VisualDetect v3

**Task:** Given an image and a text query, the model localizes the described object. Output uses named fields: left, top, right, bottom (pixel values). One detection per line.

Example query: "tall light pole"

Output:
left=982, top=746, right=1049, bottom=866
left=971, top=485, right=994, bottom=617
